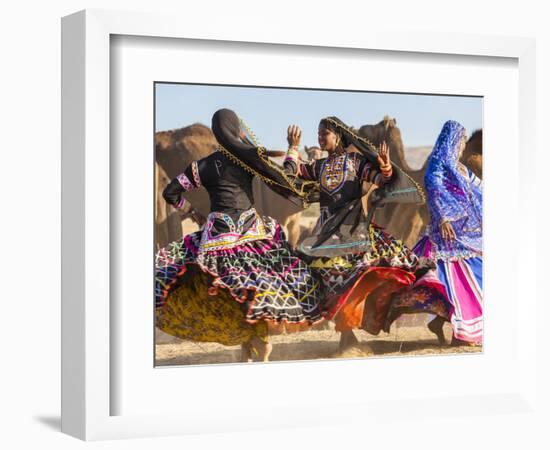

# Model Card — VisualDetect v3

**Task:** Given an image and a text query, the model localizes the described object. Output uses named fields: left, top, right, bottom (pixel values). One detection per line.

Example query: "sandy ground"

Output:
left=155, top=319, right=481, bottom=367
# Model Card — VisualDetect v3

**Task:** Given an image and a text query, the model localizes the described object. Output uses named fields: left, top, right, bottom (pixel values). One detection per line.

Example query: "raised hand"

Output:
left=377, top=141, right=391, bottom=167
left=287, top=124, right=302, bottom=148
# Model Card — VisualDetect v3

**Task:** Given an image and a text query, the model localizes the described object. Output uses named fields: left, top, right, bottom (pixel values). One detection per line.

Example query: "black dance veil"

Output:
left=211, top=108, right=319, bottom=208
left=319, top=116, right=425, bottom=205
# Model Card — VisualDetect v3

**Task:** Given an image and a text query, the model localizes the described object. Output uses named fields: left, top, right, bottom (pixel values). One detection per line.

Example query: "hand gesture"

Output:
left=377, top=141, right=391, bottom=167
left=287, top=124, right=302, bottom=148
left=440, top=221, right=457, bottom=241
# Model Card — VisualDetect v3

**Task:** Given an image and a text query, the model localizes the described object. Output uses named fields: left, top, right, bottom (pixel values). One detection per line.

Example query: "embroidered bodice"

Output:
left=284, top=150, right=391, bottom=226
left=162, top=152, right=276, bottom=252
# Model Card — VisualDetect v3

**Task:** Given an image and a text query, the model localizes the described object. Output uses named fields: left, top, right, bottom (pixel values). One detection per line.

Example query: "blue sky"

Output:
left=155, top=83, right=482, bottom=149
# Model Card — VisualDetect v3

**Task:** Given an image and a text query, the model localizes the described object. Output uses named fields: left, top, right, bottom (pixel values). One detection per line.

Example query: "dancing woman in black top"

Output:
left=155, top=109, right=324, bottom=361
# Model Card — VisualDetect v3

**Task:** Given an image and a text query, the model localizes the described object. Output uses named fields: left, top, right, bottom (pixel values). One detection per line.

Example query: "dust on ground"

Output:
left=155, top=320, right=481, bottom=367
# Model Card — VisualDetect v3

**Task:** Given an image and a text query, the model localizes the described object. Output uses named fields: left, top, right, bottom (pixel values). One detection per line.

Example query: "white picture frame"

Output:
left=61, top=9, right=539, bottom=441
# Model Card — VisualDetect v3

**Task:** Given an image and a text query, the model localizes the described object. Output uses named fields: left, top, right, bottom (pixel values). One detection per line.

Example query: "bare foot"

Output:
left=250, top=336, right=272, bottom=362
left=451, top=337, right=480, bottom=347
left=261, top=343, right=273, bottom=362
left=428, top=316, right=447, bottom=345
left=339, top=330, right=360, bottom=352
left=240, top=342, right=253, bottom=363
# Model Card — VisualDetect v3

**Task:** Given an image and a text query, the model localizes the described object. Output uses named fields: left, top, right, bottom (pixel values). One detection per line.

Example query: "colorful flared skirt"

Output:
left=155, top=223, right=324, bottom=327
left=310, top=225, right=419, bottom=334
left=156, top=267, right=268, bottom=346
left=412, top=236, right=483, bottom=343
left=384, top=268, right=451, bottom=331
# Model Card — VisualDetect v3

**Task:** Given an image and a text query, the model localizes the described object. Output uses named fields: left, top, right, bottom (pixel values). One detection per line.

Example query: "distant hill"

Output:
left=404, top=146, right=432, bottom=170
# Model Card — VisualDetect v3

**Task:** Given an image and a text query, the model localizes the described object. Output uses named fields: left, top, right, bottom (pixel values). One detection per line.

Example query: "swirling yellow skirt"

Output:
left=156, top=269, right=268, bottom=346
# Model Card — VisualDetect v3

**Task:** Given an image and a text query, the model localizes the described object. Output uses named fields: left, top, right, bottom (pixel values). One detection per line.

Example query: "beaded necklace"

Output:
left=320, top=150, right=347, bottom=193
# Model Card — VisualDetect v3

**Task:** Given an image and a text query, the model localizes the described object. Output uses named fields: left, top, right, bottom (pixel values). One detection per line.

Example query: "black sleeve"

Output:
left=283, top=157, right=299, bottom=175
left=283, top=154, right=319, bottom=181
left=162, top=177, right=186, bottom=208
left=358, top=155, right=391, bottom=185
left=162, top=160, right=203, bottom=208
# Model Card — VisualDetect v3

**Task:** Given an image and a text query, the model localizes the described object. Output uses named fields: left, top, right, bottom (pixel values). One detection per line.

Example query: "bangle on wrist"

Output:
left=175, top=196, right=187, bottom=209
left=287, top=146, right=299, bottom=157
left=285, top=148, right=299, bottom=165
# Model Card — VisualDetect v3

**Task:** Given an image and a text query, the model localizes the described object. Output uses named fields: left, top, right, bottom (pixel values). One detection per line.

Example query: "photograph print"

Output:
left=154, top=83, right=483, bottom=366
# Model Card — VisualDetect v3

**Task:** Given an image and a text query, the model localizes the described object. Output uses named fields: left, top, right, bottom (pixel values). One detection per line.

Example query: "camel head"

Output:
left=358, top=116, right=396, bottom=141
left=155, top=123, right=218, bottom=179
left=358, top=116, right=409, bottom=171
left=304, top=145, right=325, bottom=161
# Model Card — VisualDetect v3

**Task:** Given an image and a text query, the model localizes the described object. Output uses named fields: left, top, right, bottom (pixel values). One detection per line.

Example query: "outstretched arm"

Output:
left=162, top=161, right=202, bottom=209
left=283, top=124, right=318, bottom=181
left=360, top=141, right=393, bottom=185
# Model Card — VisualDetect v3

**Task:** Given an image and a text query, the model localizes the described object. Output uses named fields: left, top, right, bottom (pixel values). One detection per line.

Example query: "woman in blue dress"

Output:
left=388, top=120, right=483, bottom=345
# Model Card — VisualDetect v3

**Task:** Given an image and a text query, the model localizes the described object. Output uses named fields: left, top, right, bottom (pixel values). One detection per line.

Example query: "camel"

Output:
left=304, top=145, right=325, bottom=161
left=155, top=124, right=217, bottom=179
left=357, top=116, right=429, bottom=248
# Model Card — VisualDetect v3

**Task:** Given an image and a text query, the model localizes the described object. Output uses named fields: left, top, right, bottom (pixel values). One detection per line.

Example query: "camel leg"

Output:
left=428, top=315, right=447, bottom=345
left=250, top=336, right=273, bottom=362
left=339, top=330, right=359, bottom=352
left=284, top=213, right=302, bottom=249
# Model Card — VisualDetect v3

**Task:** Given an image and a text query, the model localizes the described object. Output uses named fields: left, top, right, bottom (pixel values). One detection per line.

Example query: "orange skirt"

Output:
left=328, top=267, right=416, bottom=333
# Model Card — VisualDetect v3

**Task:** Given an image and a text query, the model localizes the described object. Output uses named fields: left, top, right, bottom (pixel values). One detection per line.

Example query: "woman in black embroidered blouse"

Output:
left=155, top=109, right=324, bottom=361
left=284, top=117, right=423, bottom=348
left=285, top=122, right=393, bottom=239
